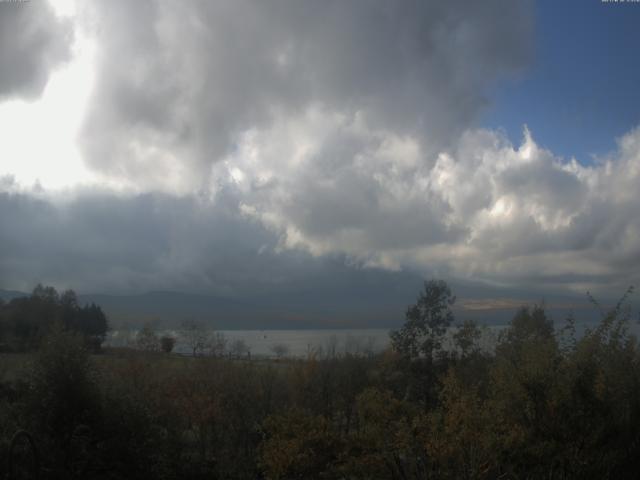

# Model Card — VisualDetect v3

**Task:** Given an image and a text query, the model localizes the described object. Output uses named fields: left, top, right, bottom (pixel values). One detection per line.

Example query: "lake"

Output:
left=106, top=326, right=507, bottom=358
left=107, top=328, right=391, bottom=357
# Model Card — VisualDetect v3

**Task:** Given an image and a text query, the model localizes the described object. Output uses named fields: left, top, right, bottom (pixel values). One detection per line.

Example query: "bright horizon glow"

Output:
left=0, top=3, right=95, bottom=191
left=49, top=0, right=76, bottom=18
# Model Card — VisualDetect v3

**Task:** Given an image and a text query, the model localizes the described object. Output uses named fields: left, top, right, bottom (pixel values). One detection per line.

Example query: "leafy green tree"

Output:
left=390, top=280, right=456, bottom=360
left=489, top=307, right=561, bottom=471
left=59, top=289, right=78, bottom=309
left=502, top=304, right=553, bottom=345
left=160, top=335, right=176, bottom=354
left=0, top=286, right=108, bottom=351
left=453, top=319, right=483, bottom=359
left=78, top=303, right=109, bottom=351
left=32, top=283, right=59, bottom=304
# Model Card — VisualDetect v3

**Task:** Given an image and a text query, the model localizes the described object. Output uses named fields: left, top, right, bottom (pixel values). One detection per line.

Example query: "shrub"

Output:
left=160, top=335, right=176, bottom=354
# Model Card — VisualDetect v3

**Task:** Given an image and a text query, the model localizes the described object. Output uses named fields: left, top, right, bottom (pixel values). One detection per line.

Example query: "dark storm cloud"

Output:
left=0, top=1, right=72, bottom=99
left=78, top=0, right=532, bottom=187
left=0, top=185, right=264, bottom=293
left=0, top=183, right=423, bottom=313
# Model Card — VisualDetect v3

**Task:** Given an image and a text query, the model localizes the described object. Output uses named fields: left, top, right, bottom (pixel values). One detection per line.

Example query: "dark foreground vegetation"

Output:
left=1, top=282, right=640, bottom=479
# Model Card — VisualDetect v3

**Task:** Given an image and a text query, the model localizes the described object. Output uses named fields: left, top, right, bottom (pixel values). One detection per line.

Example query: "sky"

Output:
left=1, top=0, right=640, bottom=322
left=486, top=0, right=640, bottom=162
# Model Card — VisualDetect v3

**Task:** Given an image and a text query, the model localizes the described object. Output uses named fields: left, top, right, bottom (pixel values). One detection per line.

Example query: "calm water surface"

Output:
left=106, top=320, right=634, bottom=358
left=106, top=327, right=506, bottom=357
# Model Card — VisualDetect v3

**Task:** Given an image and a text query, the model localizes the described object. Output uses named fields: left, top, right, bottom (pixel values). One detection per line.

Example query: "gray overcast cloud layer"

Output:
left=79, top=0, right=532, bottom=187
left=1, top=0, right=640, bottom=304
left=0, top=1, right=71, bottom=99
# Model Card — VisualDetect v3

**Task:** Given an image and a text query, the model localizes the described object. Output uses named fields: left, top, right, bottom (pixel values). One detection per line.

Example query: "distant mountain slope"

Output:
left=79, top=290, right=403, bottom=330
left=80, top=291, right=254, bottom=329
left=0, top=289, right=28, bottom=302
left=1, top=286, right=602, bottom=330
left=0, top=288, right=404, bottom=329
